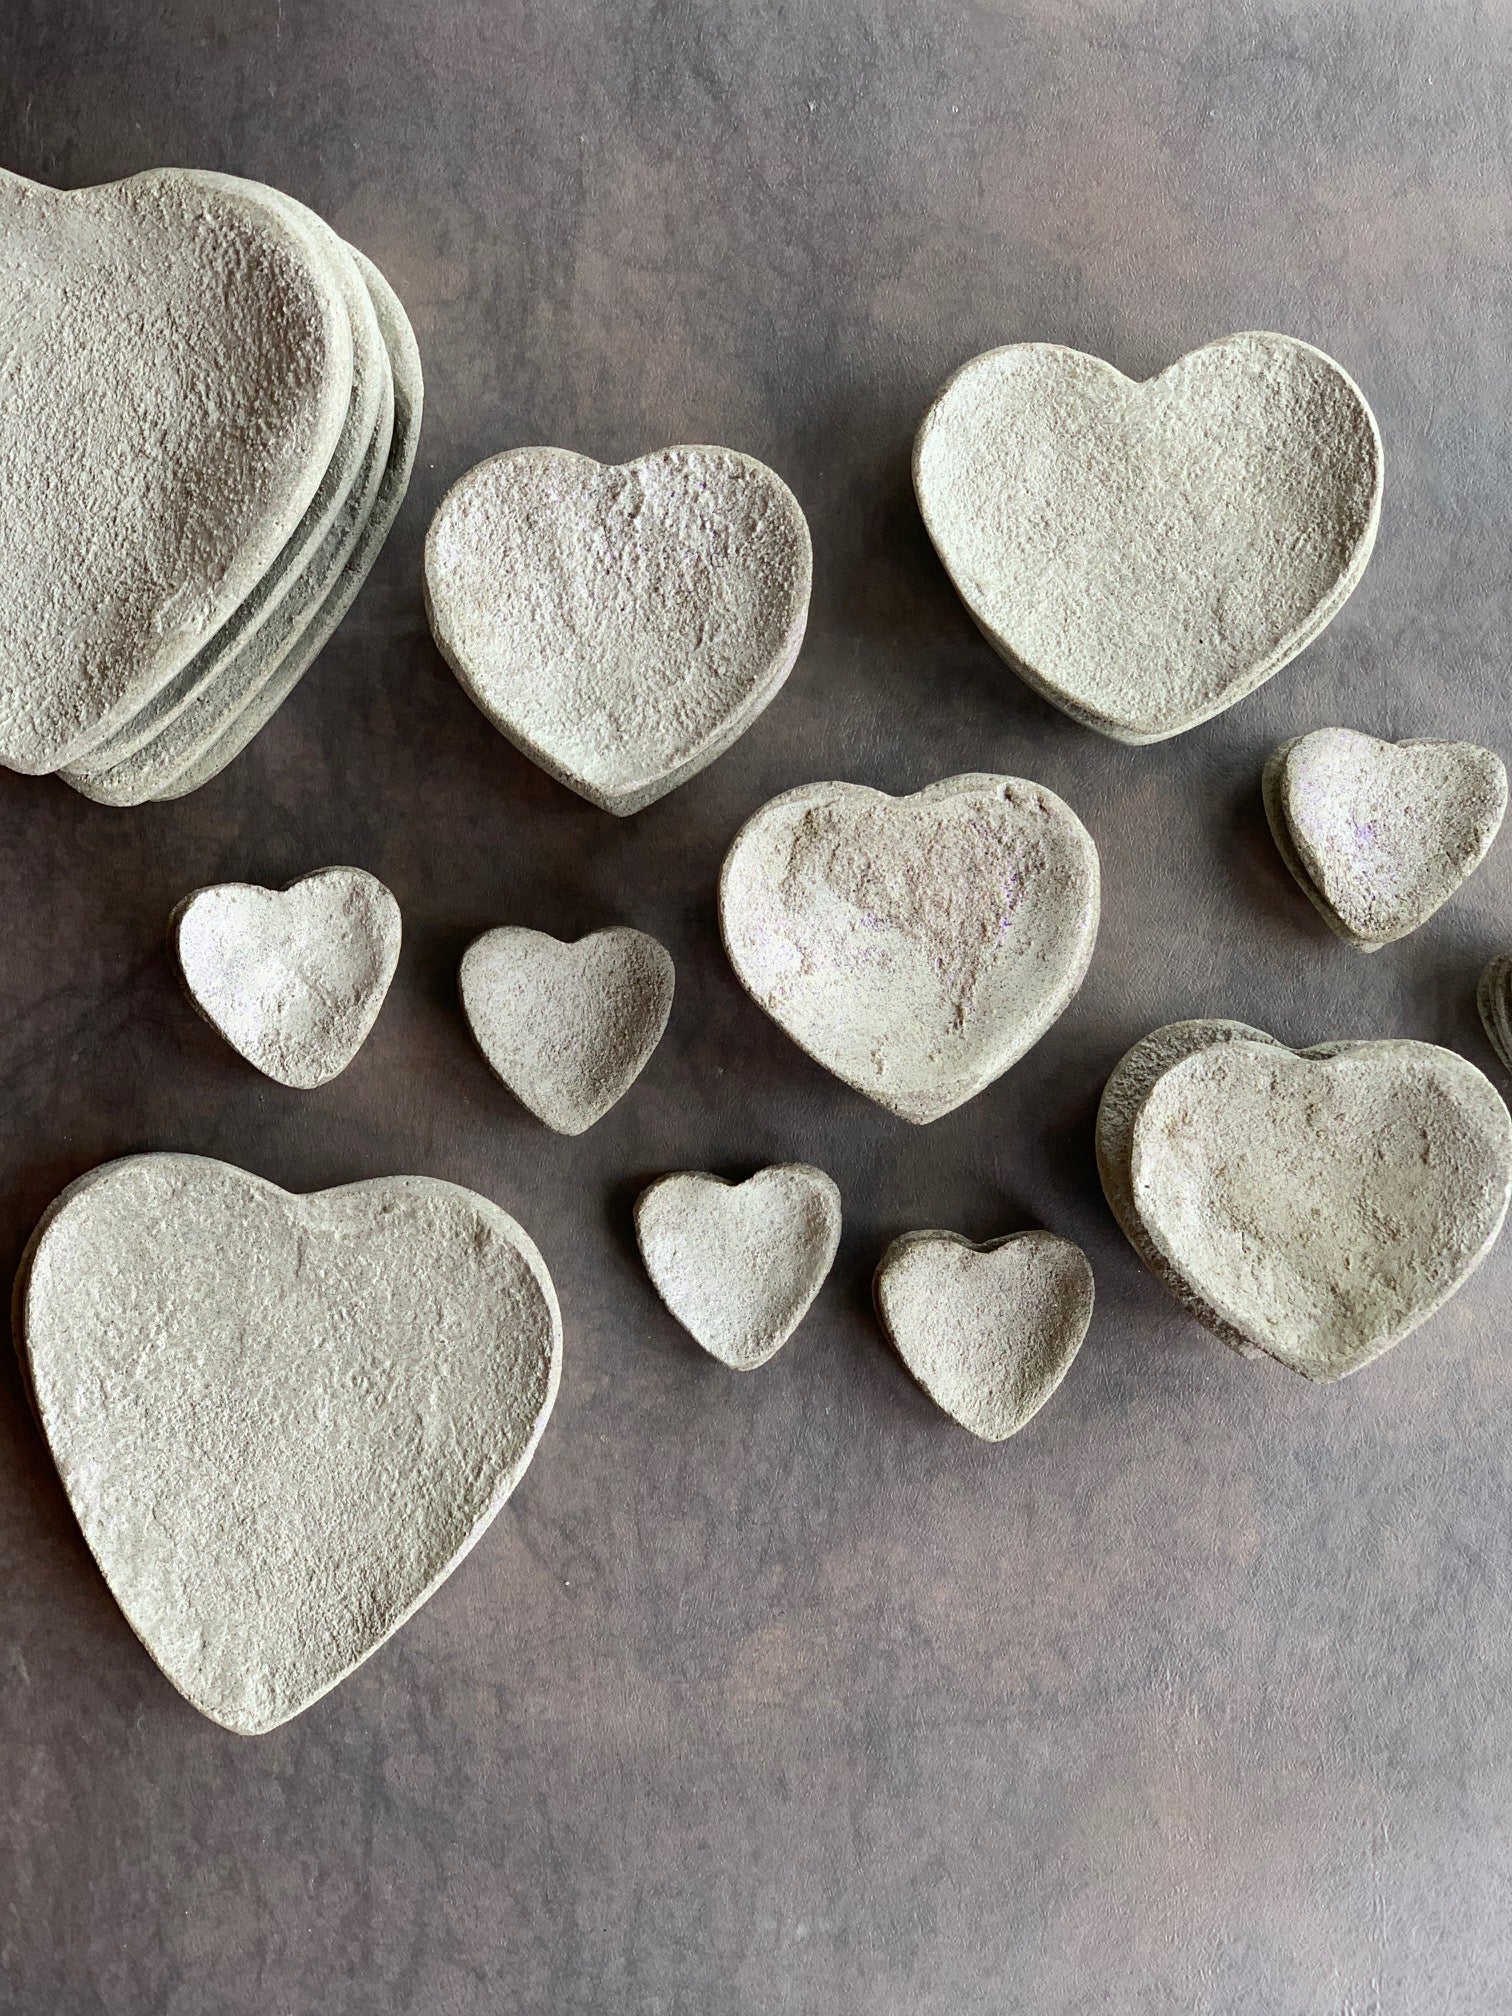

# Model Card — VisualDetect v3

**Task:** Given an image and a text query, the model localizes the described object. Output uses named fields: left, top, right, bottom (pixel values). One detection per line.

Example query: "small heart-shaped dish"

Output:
left=425, top=446, right=811, bottom=814
left=635, top=1165, right=841, bottom=1370
left=1264, top=728, right=1506, bottom=949
left=173, top=867, right=401, bottom=1089
left=720, top=775, right=1099, bottom=1122
left=915, top=333, right=1382, bottom=742
left=1128, top=1034, right=1512, bottom=1379
left=460, top=925, right=674, bottom=1135
left=874, top=1228, right=1094, bottom=1440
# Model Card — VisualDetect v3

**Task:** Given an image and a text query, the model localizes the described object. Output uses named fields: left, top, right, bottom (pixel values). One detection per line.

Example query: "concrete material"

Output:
left=1264, top=728, right=1506, bottom=949
left=424, top=446, right=812, bottom=814
left=18, top=1153, right=561, bottom=1734
left=1130, top=1036, right=1512, bottom=1380
left=873, top=1228, right=1094, bottom=1440
left=720, top=774, right=1100, bottom=1122
left=634, top=1165, right=841, bottom=1369
left=460, top=925, right=673, bottom=1134
left=1095, top=1018, right=1281, bottom=1357
left=154, top=248, right=425, bottom=800
left=914, top=335, right=1383, bottom=742
left=0, top=168, right=352, bottom=772
left=172, top=868, right=401, bottom=1088
left=61, top=178, right=392, bottom=777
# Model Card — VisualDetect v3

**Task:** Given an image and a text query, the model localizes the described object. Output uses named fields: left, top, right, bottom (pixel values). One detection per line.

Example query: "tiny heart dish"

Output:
left=914, top=333, right=1382, bottom=742
left=874, top=1228, right=1094, bottom=1440
left=424, top=445, right=811, bottom=814
left=1263, top=728, right=1506, bottom=949
left=634, top=1164, right=841, bottom=1370
left=173, top=867, right=401, bottom=1089
left=719, top=774, right=1099, bottom=1122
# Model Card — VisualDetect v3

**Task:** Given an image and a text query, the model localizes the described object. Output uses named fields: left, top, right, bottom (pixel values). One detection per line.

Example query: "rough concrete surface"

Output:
left=873, top=1227, right=1094, bottom=1440
left=461, top=924, right=674, bottom=1134
left=720, top=774, right=1099, bottom=1122
left=19, top=1153, right=562, bottom=1734
left=914, top=334, right=1382, bottom=742
left=6, top=3, right=1512, bottom=2011
left=635, top=1164, right=842, bottom=1368
left=173, top=867, right=402, bottom=1087
left=425, top=446, right=812, bottom=813
left=1266, top=727, right=1506, bottom=948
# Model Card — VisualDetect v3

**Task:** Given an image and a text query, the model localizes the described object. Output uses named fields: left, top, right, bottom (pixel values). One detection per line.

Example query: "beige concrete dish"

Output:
left=873, top=1229, right=1094, bottom=1440
left=1130, top=1036, right=1512, bottom=1379
left=460, top=925, right=674, bottom=1134
left=18, top=1153, right=561, bottom=1734
left=914, top=334, right=1382, bottom=742
left=0, top=168, right=352, bottom=772
left=424, top=445, right=812, bottom=814
left=173, top=867, right=401, bottom=1088
left=635, top=1165, right=841, bottom=1370
left=1263, top=728, right=1506, bottom=949
left=720, top=774, right=1100, bottom=1123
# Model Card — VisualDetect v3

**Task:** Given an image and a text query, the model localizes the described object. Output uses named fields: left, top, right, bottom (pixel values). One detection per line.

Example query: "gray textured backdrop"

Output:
left=2, top=3, right=1511, bottom=2011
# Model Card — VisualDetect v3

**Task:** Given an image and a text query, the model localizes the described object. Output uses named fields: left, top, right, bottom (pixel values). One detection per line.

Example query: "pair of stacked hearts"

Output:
left=633, top=1166, right=1093, bottom=1442
left=1263, top=728, right=1506, bottom=949
left=1097, top=1020, right=1512, bottom=1379
left=0, top=167, right=422, bottom=804
left=423, top=334, right=1383, bottom=812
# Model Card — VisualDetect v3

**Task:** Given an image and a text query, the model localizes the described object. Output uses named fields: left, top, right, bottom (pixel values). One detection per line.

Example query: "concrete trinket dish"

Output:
left=460, top=925, right=674, bottom=1134
left=635, top=1165, right=841, bottom=1370
left=874, top=1229, right=1094, bottom=1440
left=915, top=333, right=1382, bottom=742
left=173, top=867, right=402, bottom=1088
left=720, top=774, right=1100, bottom=1123
left=16, top=1153, right=562, bottom=1734
left=424, top=445, right=812, bottom=814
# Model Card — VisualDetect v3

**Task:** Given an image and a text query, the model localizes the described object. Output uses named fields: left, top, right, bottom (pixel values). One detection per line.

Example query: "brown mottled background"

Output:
left=2, top=3, right=1511, bottom=2010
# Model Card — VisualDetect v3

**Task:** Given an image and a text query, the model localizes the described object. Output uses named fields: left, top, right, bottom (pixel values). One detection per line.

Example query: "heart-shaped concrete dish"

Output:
left=1264, top=728, right=1506, bottom=949
left=720, top=775, right=1100, bottom=1123
left=17, top=1153, right=561, bottom=1734
left=0, top=169, right=354, bottom=772
left=460, top=925, right=674, bottom=1135
left=173, top=867, right=401, bottom=1088
left=634, top=1165, right=841, bottom=1370
left=424, top=445, right=812, bottom=814
left=914, top=333, right=1382, bottom=742
left=873, top=1228, right=1094, bottom=1440
left=1129, top=1035, right=1512, bottom=1379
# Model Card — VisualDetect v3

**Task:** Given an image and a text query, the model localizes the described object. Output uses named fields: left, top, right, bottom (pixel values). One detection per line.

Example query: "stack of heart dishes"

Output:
left=1098, top=1022, right=1512, bottom=1379
left=0, top=168, right=422, bottom=804
left=1263, top=728, right=1507, bottom=949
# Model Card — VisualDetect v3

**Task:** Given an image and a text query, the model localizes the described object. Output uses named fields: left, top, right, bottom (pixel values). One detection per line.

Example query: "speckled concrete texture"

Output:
left=5, top=2, right=1512, bottom=2011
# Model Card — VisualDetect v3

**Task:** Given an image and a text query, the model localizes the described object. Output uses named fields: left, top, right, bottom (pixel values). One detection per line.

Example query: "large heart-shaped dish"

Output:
left=719, top=775, right=1099, bottom=1122
left=18, top=1154, right=561, bottom=1733
left=914, top=334, right=1382, bottom=742
left=1264, top=728, right=1506, bottom=948
left=424, top=446, right=812, bottom=814
left=0, top=169, right=353, bottom=772
left=1130, top=1037, right=1512, bottom=1379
